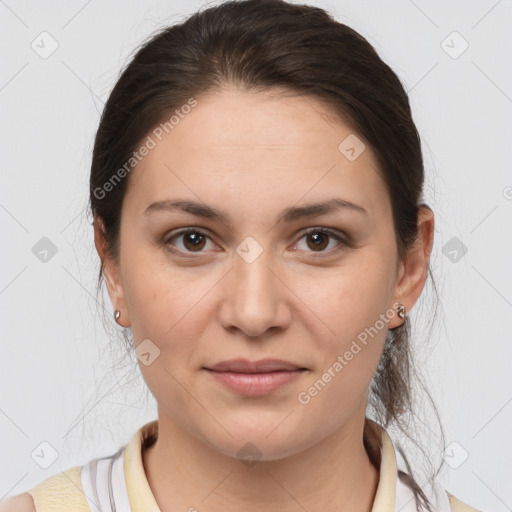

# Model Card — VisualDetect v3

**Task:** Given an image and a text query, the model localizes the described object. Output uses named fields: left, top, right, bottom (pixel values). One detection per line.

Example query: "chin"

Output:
left=197, top=419, right=312, bottom=462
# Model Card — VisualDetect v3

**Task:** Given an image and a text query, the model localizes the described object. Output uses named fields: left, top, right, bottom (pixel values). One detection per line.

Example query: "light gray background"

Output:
left=1, top=0, right=511, bottom=510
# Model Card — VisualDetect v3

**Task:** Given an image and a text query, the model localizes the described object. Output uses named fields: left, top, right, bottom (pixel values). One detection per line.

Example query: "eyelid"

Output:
left=293, top=226, right=350, bottom=252
left=163, top=227, right=218, bottom=254
left=164, top=226, right=351, bottom=255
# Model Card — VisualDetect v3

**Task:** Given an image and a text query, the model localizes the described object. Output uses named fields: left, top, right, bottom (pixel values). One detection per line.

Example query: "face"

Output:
left=99, top=86, right=419, bottom=461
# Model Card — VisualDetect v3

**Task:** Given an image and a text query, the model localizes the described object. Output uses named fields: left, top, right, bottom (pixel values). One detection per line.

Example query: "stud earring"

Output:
left=397, top=303, right=406, bottom=319
left=114, top=310, right=121, bottom=324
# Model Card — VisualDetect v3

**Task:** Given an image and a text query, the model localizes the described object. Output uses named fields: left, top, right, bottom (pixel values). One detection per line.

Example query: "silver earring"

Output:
left=114, top=310, right=121, bottom=323
left=397, top=303, right=406, bottom=319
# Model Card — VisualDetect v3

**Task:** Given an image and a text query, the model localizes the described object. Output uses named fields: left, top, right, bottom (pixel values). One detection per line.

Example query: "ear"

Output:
left=388, top=206, right=434, bottom=328
left=93, top=216, right=131, bottom=328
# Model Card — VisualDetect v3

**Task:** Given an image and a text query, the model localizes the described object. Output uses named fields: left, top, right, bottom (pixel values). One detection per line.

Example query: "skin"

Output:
left=92, top=85, right=434, bottom=512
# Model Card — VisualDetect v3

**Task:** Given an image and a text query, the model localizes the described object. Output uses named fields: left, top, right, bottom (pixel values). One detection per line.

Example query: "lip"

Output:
left=205, top=358, right=306, bottom=373
left=203, top=358, right=308, bottom=396
left=205, top=369, right=305, bottom=396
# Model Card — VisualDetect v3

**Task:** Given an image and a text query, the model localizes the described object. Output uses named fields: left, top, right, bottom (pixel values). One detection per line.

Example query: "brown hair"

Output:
left=90, top=1, right=445, bottom=510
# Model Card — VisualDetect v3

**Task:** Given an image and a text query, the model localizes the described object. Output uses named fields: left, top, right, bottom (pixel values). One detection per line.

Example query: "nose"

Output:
left=217, top=241, right=292, bottom=339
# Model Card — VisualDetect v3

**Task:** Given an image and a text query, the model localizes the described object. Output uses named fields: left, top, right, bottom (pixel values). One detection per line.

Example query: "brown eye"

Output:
left=295, top=228, right=347, bottom=253
left=165, top=228, right=213, bottom=253
left=182, top=231, right=206, bottom=251
left=306, top=231, right=329, bottom=251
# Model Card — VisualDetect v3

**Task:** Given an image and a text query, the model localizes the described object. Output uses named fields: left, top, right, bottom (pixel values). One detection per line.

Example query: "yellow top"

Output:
left=25, top=418, right=481, bottom=511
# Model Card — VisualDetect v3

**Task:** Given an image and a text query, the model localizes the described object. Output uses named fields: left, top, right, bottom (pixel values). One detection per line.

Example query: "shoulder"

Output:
left=10, top=465, right=90, bottom=512
left=447, top=491, right=484, bottom=512
left=0, top=492, right=35, bottom=512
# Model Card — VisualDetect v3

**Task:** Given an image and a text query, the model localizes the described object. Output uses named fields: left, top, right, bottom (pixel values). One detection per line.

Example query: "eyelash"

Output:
left=163, top=227, right=350, bottom=257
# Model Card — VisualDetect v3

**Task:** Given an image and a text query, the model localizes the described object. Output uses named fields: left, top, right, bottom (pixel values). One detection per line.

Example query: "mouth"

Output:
left=204, top=358, right=307, bottom=373
left=203, top=358, right=308, bottom=396
left=203, top=369, right=307, bottom=396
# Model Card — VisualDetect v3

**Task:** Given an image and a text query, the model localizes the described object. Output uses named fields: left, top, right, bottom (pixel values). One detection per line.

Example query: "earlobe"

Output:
left=93, top=216, right=131, bottom=327
left=389, top=206, right=435, bottom=328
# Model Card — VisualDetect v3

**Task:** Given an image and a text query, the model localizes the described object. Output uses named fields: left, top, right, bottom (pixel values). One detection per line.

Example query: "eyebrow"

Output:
left=143, top=198, right=368, bottom=227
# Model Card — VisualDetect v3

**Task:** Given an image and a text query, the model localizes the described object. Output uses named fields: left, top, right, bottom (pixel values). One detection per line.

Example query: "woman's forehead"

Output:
left=123, top=87, right=388, bottom=221
left=166, top=86, right=354, bottom=146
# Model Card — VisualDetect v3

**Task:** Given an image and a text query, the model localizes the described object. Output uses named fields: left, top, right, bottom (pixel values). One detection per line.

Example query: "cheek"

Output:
left=291, top=255, right=394, bottom=417
left=123, top=259, right=212, bottom=414
left=294, top=252, right=394, bottom=349
left=121, top=243, right=209, bottom=340
left=295, top=270, right=391, bottom=420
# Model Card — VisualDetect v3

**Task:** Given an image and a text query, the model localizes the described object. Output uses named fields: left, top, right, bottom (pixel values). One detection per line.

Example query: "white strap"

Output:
left=80, top=446, right=132, bottom=512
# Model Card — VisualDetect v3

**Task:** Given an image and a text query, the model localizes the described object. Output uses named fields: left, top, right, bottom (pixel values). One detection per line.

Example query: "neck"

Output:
left=142, top=412, right=380, bottom=512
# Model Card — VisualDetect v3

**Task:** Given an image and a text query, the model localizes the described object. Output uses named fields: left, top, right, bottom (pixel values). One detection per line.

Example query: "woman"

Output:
left=3, top=0, right=483, bottom=510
